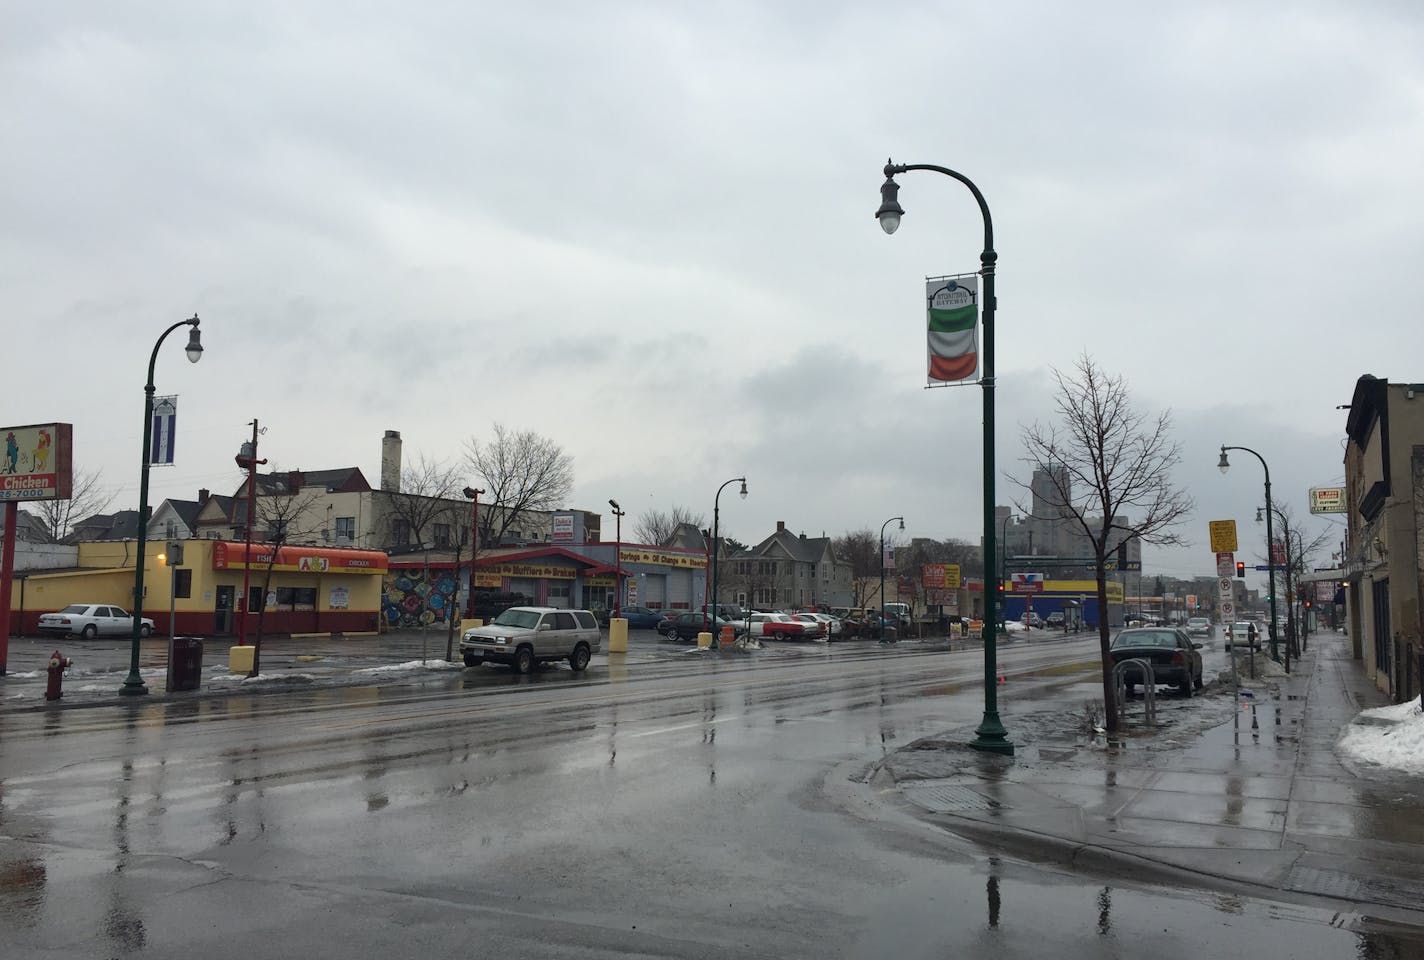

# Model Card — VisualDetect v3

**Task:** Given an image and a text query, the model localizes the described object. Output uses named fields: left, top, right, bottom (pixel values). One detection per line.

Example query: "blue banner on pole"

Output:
left=151, top=397, right=177, bottom=465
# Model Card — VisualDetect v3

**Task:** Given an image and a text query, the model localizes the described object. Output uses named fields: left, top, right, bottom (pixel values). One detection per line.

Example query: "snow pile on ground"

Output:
left=1002, top=621, right=1027, bottom=634
left=207, top=672, right=319, bottom=686
left=353, top=659, right=463, bottom=676
left=4, top=670, right=41, bottom=679
left=1338, top=698, right=1424, bottom=775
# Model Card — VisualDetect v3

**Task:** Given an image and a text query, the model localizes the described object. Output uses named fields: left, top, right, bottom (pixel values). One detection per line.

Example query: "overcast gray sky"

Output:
left=4, top=1, right=1417, bottom=586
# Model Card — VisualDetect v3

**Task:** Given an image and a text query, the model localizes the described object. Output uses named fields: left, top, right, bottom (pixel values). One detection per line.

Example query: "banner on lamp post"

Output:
left=151, top=397, right=177, bottom=466
left=925, top=274, right=979, bottom=384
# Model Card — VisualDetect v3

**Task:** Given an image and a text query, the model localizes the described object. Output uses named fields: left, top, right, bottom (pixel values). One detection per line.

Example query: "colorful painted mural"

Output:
left=383, top=568, right=458, bottom=628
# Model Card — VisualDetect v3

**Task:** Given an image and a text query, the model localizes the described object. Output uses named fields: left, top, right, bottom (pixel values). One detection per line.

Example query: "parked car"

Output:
left=657, top=612, right=745, bottom=642
left=1045, top=612, right=1065, bottom=629
left=1225, top=621, right=1261, bottom=651
left=796, top=612, right=843, bottom=638
left=606, top=605, right=664, bottom=629
left=744, top=612, right=818, bottom=640
left=459, top=606, right=601, bottom=674
left=1109, top=627, right=1203, bottom=696
left=1021, top=612, right=1045, bottom=629
left=38, top=604, right=153, bottom=640
left=1186, top=617, right=1213, bottom=638
left=791, top=613, right=834, bottom=639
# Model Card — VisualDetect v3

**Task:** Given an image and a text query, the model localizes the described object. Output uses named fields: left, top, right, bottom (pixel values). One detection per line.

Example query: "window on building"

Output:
left=758, top=560, right=776, bottom=576
left=391, top=518, right=411, bottom=546
left=165, top=520, right=178, bottom=539
left=434, top=523, right=452, bottom=547
left=335, top=517, right=355, bottom=542
left=174, top=569, right=193, bottom=599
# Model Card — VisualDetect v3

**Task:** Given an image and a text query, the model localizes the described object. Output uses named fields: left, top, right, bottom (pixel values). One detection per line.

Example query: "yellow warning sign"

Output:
left=1208, top=520, right=1238, bottom=553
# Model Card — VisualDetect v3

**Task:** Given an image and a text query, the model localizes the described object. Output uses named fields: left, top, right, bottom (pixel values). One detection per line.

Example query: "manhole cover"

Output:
left=904, top=783, right=1003, bottom=813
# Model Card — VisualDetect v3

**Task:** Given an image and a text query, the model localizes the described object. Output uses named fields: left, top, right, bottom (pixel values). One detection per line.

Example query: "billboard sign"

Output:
left=0, top=423, right=73, bottom=502
left=551, top=512, right=575, bottom=541
left=923, top=563, right=962, bottom=589
left=1309, top=487, right=1346, bottom=514
left=1010, top=572, right=1044, bottom=593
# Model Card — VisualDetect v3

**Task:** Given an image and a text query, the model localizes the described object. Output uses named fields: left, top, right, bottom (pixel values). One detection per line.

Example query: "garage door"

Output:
left=666, top=569, right=693, bottom=609
left=641, top=574, right=666, bottom=608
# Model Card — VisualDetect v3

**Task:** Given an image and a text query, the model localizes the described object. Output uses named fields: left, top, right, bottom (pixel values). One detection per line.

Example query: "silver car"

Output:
left=38, top=603, right=154, bottom=640
left=460, top=606, right=601, bottom=674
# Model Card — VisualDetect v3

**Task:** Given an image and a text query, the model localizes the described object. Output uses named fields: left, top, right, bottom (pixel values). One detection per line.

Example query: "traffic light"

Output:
left=1235, top=561, right=1245, bottom=578
left=1304, top=599, right=1312, bottom=610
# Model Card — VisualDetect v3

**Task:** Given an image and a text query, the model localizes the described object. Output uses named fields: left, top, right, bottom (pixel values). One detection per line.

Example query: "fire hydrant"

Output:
left=46, top=651, right=73, bottom=701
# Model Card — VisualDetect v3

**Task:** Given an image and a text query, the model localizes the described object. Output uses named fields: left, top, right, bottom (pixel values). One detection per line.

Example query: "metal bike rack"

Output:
left=1113, top=658, right=1157, bottom=726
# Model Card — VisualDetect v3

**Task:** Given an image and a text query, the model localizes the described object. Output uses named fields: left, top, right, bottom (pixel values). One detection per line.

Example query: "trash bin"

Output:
left=167, top=637, right=204, bottom=692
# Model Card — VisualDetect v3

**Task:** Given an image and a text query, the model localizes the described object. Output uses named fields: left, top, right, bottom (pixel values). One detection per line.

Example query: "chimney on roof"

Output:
left=198, top=488, right=210, bottom=505
left=381, top=430, right=402, bottom=492
left=800, top=532, right=807, bottom=540
left=288, top=470, right=304, bottom=494
left=776, top=520, right=785, bottom=533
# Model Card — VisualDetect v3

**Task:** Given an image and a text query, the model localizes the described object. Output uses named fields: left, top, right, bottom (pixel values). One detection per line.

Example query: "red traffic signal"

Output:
left=1235, top=561, right=1246, bottom=578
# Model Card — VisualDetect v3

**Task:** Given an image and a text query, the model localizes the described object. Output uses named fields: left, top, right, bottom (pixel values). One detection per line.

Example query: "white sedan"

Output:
left=794, top=612, right=841, bottom=638
left=38, top=604, right=154, bottom=640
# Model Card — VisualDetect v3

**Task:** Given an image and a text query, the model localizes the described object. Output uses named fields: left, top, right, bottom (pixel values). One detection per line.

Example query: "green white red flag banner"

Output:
left=926, top=276, right=978, bottom=382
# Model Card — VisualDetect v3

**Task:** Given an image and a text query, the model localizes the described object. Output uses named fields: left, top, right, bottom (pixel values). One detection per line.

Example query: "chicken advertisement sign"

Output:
left=0, top=423, right=72, bottom=502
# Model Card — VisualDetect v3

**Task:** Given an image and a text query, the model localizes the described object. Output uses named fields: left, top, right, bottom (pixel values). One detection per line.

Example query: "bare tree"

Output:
left=833, top=529, right=878, bottom=607
left=464, top=424, right=574, bottom=545
left=380, top=453, right=467, bottom=550
left=1270, top=503, right=1332, bottom=661
left=1018, top=355, right=1194, bottom=731
left=34, top=467, right=115, bottom=541
left=255, top=482, right=327, bottom=545
left=634, top=506, right=707, bottom=545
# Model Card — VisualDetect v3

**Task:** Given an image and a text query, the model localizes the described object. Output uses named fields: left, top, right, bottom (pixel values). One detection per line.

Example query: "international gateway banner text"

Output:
left=926, top=276, right=978, bottom=382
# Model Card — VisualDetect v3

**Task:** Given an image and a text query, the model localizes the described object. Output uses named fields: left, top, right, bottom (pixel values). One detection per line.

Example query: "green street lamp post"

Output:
left=709, top=477, right=747, bottom=636
left=1219, top=445, right=1281, bottom=664
left=877, top=159, right=1013, bottom=755
left=120, top=315, right=204, bottom=696
left=879, top=516, right=904, bottom=641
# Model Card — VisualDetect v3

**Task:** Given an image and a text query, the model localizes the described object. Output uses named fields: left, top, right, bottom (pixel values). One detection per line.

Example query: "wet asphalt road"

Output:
left=3, top=636, right=1420, bottom=959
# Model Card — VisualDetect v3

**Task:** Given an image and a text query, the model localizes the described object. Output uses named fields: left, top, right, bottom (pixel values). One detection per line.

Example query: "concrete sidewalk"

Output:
left=882, top=631, right=1424, bottom=918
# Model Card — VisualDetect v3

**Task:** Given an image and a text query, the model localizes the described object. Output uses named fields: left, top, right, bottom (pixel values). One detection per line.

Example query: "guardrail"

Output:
left=1112, top=658, right=1157, bottom=726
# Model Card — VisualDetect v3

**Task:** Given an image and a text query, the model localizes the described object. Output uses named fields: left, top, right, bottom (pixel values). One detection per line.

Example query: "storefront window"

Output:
left=275, top=587, right=318, bottom=611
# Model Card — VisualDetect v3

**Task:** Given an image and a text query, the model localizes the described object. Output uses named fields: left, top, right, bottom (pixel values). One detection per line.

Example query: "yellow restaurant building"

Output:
left=11, top=540, right=388, bottom=638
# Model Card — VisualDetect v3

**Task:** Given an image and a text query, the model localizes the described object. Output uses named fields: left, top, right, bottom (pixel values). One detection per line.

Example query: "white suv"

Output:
left=460, top=607, right=601, bottom=674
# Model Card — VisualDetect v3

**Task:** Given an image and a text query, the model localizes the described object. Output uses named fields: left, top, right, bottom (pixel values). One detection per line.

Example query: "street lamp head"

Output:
left=898, top=517, right=905, bottom=531
left=608, top=498, right=620, bottom=511
left=463, top=486, right=481, bottom=500
left=184, top=323, right=203, bottom=363
left=1255, top=507, right=1264, bottom=523
left=876, top=171, right=904, bottom=235
left=738, top=479, right=748, bottom=500
left=1217, top=447, right=1230, bottom=474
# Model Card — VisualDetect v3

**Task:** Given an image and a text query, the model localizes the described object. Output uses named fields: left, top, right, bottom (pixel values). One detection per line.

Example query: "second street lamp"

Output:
left=877, top=159, right=1013, bottom=755
left=608, top=499, right=625, bottom=619
left=121, top=315, right=204, bottom=697
left=1219, top=445, right=1281, bottom=665
left=879, top=516, right=904, bottom=642
left=709, top=477, right=747, bottom=640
